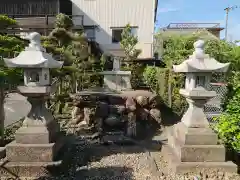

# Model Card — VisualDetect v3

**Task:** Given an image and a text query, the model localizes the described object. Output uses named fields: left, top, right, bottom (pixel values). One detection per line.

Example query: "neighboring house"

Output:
left=71, top=0, right=158, bottom=59
left=0, top=0, right=158, bottom=59
left=154, top=23, right=224, bottom=58
left=163, top=23, right=224, bottom=38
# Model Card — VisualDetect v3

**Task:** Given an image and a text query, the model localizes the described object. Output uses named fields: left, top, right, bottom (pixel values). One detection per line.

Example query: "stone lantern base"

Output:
left=162, top=122, right=237, bottom=174
left=0, top=88, right=65, bottom=178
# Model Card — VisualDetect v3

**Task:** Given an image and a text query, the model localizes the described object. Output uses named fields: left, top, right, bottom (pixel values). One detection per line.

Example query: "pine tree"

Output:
left=42, top=13, right=100, bottom=113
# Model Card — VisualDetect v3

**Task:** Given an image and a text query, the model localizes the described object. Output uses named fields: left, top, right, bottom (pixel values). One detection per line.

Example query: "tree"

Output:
left=42, top=13, right=102, bottom=113
left=120, top=23, right=143, bottom=89
left=120, top=23, right=141, bottom=62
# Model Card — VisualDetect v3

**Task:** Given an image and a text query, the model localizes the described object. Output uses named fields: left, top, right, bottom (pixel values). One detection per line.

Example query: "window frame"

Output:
left=111, top=26, right=138, bottom=44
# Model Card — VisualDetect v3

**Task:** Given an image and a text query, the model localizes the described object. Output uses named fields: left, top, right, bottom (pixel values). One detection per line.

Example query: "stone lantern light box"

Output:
left=173, top=40, right=230, bottom=91
left=4, top=32, right=63, bottom=87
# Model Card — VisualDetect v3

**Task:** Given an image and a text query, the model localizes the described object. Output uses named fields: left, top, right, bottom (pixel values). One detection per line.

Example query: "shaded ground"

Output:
left=37, top=140, right=157, bottom=180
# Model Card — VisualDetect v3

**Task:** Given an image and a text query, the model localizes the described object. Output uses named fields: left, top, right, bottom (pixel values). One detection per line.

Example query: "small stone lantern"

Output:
left=2, top=32, right=64, bottom=178
left=173, top=40, right=230, bottom=128
left=162, top=40, right=237, bottom=174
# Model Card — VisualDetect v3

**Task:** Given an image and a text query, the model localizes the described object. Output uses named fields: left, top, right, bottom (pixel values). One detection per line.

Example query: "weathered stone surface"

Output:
left=15, top=125, right=59, bottom=144
left=6, top=140, right=63, bottom=162
left=173, top=122, right=218, bottom=145
left=180, top=145, right=225, bottom=162
left=99, top=70, right=132, bottom=92
left=150, top=108, right=161, bottom=123
left=162, top=145, right=237, bottom=174
left=121, top=90, right=154, bottom=99
left=109, top=105, right=126, bottom=115
left=136, top=95, right=148, bottom=107
left=0, top=160, right=61, bottom=178
left=125, top=97, right=136, bottom=112
left=164, top=122, right=237, bottom=174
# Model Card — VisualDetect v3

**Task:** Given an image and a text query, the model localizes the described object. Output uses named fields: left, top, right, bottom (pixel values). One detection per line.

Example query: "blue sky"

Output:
left=156, top=0, right=240, bottom=40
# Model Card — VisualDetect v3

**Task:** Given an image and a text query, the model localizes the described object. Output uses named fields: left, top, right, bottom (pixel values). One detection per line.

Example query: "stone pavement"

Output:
left=4, top=93, right=31, bottom=127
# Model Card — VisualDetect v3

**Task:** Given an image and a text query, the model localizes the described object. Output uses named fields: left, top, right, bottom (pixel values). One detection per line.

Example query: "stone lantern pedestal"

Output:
left=162, top=40, right=237, bottom=174
left=0, top=32, right=64, bottom=178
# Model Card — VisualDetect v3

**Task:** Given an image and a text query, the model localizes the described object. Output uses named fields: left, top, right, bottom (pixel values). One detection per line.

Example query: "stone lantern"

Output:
left=173, top=40, right=230, bottom=128
left=1, top=32, right=64, bottom=178
left=162, top=40, right=237, bottom=174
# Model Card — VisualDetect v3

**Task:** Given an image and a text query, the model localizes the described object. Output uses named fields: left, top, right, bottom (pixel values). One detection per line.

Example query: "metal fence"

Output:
left=156, top=69, right=228, bottom=118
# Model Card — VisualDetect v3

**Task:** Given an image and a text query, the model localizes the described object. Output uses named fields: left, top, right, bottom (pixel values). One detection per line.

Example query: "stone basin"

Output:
left=99, top=71, right=132, bottom=92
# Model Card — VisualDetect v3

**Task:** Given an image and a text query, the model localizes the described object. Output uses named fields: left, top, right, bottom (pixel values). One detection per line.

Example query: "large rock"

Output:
left=150, top=108, right=161, bottom=123
left=136, top=95, right=149, bottom=107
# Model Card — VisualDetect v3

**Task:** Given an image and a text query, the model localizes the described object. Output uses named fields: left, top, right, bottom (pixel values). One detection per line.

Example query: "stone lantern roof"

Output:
left=173, top=40, right=230, bottom=73
left=4, top=32, right=63, bottom=68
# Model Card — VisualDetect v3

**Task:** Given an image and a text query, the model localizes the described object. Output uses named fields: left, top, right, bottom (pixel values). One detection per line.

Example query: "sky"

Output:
left=156, top=0, right=240, bottom=41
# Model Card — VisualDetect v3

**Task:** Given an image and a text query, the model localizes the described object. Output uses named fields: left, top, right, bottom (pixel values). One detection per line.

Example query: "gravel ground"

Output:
left=67, top=144, right=155, bottom=180
left=28, top=137, right=240, bottom=180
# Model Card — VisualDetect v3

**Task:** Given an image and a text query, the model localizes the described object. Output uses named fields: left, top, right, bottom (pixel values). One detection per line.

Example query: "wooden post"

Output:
left=44, top=15, right=49, bottom=36
left=0, top=87, right=4, bottom=139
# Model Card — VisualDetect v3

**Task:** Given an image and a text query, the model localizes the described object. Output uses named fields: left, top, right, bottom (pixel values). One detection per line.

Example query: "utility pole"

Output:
left=224, top=5, right=238, bottom=40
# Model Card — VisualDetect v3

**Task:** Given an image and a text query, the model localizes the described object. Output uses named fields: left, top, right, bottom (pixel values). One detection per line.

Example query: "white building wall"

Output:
left=71, top=0, right=156, bottom=58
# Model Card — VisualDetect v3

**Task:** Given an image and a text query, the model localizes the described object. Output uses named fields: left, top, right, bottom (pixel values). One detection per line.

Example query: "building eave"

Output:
left=154, top=0, right=158, bottom=22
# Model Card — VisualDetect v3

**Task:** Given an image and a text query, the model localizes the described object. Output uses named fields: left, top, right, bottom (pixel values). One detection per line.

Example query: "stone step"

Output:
left=168, top=134, right=225, bottom=162
left=172, top=123, right=218, bottom=145
left=0, top=159, right=62, bottom=178
left=180, top=144, right=225, bottom=162
left=162, top=144, right=237, bottom=174
left=6, top=140, right=63, bottom=162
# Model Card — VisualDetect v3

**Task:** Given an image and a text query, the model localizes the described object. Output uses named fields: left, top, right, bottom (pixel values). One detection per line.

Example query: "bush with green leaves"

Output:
left=213, top=71, right=240, bottom=151
left=214, top=113, right=240, bottom=151
left=143, top=66, right=158, bottom=91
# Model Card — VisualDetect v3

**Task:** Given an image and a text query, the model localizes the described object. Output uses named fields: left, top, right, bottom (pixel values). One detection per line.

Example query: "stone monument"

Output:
left=100, top=57, right=132, bottom=92
left=163, top=40, right=237, bottom=174
left=1, top=32, right=64, bottom=178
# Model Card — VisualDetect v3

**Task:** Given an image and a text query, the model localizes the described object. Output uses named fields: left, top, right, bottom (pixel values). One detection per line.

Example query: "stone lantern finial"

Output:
left=24, top=32, right=45, bottom=52
left=193, top=39, right=205, bottom=59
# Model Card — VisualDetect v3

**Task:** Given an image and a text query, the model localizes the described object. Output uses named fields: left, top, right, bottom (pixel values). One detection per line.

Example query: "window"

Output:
left=84, top=28, right=95, bottom=41
left=112, top=29, right=123, bottom=43
left=112, top=27, right=138, bottom=43
left=196, top=76, right=205, bottom=87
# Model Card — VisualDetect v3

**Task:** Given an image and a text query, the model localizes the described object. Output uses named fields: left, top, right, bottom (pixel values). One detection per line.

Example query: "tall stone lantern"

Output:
left=1, top=32, right=64, bottom=178
left=163, top=40, right=237, bottom=174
